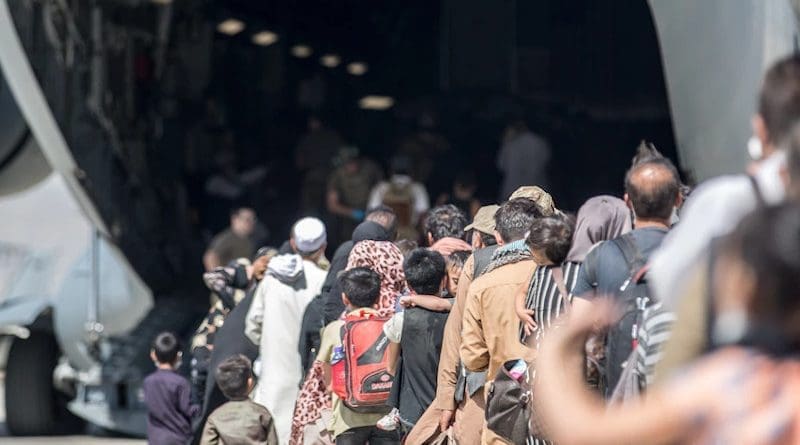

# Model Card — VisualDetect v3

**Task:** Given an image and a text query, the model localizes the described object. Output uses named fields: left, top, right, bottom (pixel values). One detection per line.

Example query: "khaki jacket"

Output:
left=460, top=260, right=536, bottom=379
left=434, top=254, right=477, bottom=410
left=200, top=399, right=279, bottom=445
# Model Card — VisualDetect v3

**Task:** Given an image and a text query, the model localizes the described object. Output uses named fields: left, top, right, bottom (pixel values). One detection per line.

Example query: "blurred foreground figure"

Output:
left=535, top=203, right=800, bottom=445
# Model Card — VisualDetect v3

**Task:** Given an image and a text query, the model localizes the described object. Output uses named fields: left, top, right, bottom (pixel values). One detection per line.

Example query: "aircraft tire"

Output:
left=5, top=332, right=67, bottom=435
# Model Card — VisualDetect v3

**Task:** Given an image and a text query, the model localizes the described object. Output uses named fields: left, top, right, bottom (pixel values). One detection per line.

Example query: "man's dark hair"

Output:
left=759, top=54, right=800, bottom=145
left=624, top=158, right=681, bottom=221
left=425, top=205, right=469, bottom=243
left=494, top=198, right=543, bottom=243
left=152, top=332, right=180, bottom=364
left=527, top=215, right=575, bottom=265
left=473, top=230, right=498, bottom=246
left=340, top=267, right=382, bottom=308
left=216, top=354, right=252, bottom=400
left=446, top=250, right=471, bottom=270
left=230, top=206, right=254, bottom=217
left=404, top=249, right=446, bottom=296
left=366, top=205, right=398, bottom=240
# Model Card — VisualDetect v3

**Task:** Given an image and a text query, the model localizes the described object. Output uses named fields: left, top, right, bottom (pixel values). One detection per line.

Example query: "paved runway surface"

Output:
left=0, top=376, right=145, bottom=444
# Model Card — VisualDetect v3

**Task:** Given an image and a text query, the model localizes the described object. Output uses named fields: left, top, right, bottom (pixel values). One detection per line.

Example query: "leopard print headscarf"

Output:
left=289, top=240, right=406, bottom=444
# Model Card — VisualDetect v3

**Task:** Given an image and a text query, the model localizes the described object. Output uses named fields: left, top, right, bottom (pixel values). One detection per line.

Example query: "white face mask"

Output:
left=747, top=136, right=763, bottom=161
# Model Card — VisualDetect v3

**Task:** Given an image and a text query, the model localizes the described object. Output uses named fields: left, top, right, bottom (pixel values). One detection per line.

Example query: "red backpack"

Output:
left=331, top=310, right=394, bottom=412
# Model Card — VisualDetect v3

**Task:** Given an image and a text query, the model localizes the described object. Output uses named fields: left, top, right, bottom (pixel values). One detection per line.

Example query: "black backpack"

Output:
left=601, top=233, right=655, bottom=399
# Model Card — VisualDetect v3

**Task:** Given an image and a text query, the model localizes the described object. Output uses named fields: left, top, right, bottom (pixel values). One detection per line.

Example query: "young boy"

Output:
left=379, top=249, right=450, bottom=432
left=318, top=267, right=400, bottom=445
left=444, top=250, right=470, bottom=298
left=200, top=354, right=278, bottom=445
left=143, top=332, right=199, bottom=445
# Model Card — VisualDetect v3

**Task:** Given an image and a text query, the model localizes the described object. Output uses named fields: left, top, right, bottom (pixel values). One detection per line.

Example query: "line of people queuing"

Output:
left=142, top=53, right=800, bottom=445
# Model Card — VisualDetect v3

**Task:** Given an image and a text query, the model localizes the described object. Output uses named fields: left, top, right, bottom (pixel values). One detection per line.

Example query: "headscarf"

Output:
left=565, top=195, right=632, bottom=263
left=290, top=240, right=406, bottom=444
left=345, top=240, right=406, bottom=315
left=352, top=221, right=392, bottom=243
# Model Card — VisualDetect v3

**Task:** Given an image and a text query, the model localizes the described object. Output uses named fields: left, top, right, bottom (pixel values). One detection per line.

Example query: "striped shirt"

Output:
left=520, top=261, right=582, bottom=344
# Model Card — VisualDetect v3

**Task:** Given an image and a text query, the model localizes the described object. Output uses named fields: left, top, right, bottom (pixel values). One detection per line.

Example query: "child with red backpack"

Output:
left=318, top=267, right=400, bottom=445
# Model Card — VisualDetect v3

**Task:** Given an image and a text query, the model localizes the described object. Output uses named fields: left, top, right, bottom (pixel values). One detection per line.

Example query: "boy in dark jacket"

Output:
left=143, top=332, right=199, bottom=445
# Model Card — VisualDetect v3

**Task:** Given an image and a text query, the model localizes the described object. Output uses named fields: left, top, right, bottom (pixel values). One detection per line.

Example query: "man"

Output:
left=245, top=218, right=328, bottom=443
left=409, top=189, right=553, bottom=445
left=465, top=205, right=500, bottom=250
left=460, top=198, right=543, bottom=444
left=326, top=146, right=384, bottom=246
left=321, top=206, right=398, bottom=324
left=650, top=54, right=800, bottom=379
left=203, top=207, right=256, bottom=271
left=497, top=120, right=551, bottom=200
left=296, top=115, right=344, bottom=214
left=367, top=155, right=430, bottom=240
left=571, top=157, right=682, bottom=395
left=424, top=204, right=472, bottom=255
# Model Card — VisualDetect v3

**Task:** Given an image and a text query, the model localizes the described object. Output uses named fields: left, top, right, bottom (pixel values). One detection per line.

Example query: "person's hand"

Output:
left=517, top=307, right=537, bottom=337
left=439, top=409, right=455, bottom=432
left=351, top=209, right=365, bottom=221
left=400, top=295, right=417, bottom=308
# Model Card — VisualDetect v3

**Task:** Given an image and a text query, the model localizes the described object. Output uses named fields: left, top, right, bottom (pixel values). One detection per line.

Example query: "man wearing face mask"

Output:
left=649, top=55, right=800, bottom=381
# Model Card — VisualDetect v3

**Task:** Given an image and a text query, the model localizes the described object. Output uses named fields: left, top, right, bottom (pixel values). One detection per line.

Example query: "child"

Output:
left=318, top=267, right=400, bottom=445
left=142, top=332, right=199, bottom=445
left=379, top=249, right=450, bottom=433
left=200, top=354, right=277, bottom=445
left=444, top=250, right=471, bottom=298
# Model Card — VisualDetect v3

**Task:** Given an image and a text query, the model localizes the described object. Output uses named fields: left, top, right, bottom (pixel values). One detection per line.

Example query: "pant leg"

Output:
left=368, top=427, right=401, bottom=445
left=453, top=388, right=485, bottom=445
left=404, top=403, right=442, bottom=444
left=335, top=426, right=372, bottom=445
left=190, top=346, right=211, bottom=406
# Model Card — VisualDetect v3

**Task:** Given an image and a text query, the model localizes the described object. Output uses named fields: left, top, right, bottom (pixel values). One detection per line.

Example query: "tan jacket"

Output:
left=460, top=260, right=536, bottom=379
left=434, top=254, right=477, bottom=410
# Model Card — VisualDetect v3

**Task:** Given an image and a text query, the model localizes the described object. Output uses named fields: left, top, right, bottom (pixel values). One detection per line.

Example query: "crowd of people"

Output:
left=142, top=53, right=800, bottom=445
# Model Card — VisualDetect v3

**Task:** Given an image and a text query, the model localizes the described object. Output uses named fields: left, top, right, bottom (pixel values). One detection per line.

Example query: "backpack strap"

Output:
left=611, top=233, right=647, bottom=278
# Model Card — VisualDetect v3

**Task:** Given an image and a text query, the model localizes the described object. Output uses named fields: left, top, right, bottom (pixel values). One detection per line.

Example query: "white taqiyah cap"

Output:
left=293, top=217, right=327, bottom=253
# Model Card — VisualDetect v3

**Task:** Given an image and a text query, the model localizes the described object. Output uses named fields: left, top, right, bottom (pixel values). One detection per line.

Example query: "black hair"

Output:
left=340, top=267, right=382, bottom=308
left=390, top=155, right=412, bottom=176
left=446, top=250, right=471, bottom=270
left=624, top=158, right=681, bottom=221
left=215, top=354, right=252, bottom=400
left=724, top=204, right=800, bottom=344
left=404, top=249, right=446, bottom=296
left=475, top=230, right=498, bottom=246
left=527, top=215, right=575, bottom=265
left=425, top=205, right=469, bottom=243
left=454, top=171, right=477, bottom=188
left=366, top=205, right=398, bottom=240
left=395, top=239, right=419, bottom=258
left=494, top=198, right=543, bottom=243
left=759, top=54, right=800, bottom=145
left=152, top=332, right=181, bottom=365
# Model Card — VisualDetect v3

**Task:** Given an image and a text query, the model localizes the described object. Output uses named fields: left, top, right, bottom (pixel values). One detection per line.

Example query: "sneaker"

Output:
left=376, top=408, right=400, bottom=431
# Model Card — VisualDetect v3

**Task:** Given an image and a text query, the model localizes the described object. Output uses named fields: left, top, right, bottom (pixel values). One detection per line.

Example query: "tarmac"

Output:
left=0, top=374, right=145, bottom=444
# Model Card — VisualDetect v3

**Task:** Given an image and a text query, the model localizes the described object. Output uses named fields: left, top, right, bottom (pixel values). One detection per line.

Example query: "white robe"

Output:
left=245, top=254, right=327, bottom=444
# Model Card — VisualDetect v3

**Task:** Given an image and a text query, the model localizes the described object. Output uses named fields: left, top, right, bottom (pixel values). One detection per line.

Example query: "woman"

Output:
left=290, top=240, right=406, bottom=445
left=536, top=204, right=800, bottom=445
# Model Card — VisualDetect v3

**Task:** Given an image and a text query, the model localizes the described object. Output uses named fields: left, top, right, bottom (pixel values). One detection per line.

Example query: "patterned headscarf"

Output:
left=289, top=240, right=406, bottom=444
left=345, top=240, right=406, bottom=315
